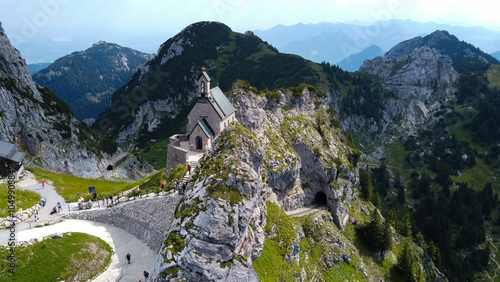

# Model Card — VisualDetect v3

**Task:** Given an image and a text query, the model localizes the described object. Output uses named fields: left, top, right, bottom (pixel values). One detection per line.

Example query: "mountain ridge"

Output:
left=93, top=21, right=323, bottom=153
left=254, top=20, right=500, bottom=65
left=336, top=44, right=384, bottom=72
left=0, top=22, right=115, bottom=178
left=32, top=41, right=154, bottom=120
left=385, top=30, right=499, bottom=65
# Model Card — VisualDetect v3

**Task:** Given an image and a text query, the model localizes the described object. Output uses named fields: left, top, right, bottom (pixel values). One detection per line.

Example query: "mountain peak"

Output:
left=93, top=40, right=111, bottom=46
left=385, top=29, right=499, bottom=65
left=32, top=41, right=154, bottom=119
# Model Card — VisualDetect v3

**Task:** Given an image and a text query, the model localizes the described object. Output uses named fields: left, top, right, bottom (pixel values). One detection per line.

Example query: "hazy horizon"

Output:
left=1, top=0, right=499, bottom=63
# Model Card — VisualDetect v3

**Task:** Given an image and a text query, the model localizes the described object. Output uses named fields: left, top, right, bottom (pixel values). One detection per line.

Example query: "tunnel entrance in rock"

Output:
left=313, top=191, right=328, bottom=206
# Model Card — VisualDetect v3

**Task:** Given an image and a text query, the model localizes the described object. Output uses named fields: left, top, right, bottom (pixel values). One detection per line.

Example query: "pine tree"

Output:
left=425, top=241, right=441, bottom=268
left=397, top=182, right=406, bottom=204
left=382, top=219, right=393, bottom=251
left=394, top=170, right=402, bottom=189
left=372, top=192, right=382, bottom=209
left=398, top=212, right=412, bottom=237
left=359, top=166, right=374, bottom=201
left=365, top=208, right=383, bottom=251
left=397, top=240, right=416, bottom=282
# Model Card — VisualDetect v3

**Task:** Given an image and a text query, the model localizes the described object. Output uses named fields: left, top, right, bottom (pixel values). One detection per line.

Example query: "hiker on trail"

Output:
left=181, top=183, right=186, bottom=194
left=187, top=164, right=191, bottom=174
left=126, top=253, right=131, bottom=264
left=34, top=209, right=38, bottom=221
left=173, top=179, right=179, bottom=192
left=161, top=182, right=165, bottom=191
left=92, top=191, right=97, bottom=200
left=143, top=271, right=149, bottom=280
left=41, top=180, right=45, bottom=189
left=102, top=196, right=105, bottom=205
left=57, top=202, right=62, bottom=213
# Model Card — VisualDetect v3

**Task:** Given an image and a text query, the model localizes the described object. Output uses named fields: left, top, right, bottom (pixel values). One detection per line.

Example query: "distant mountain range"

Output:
left=492, top=51, right=500, bottom=61
left=336, top=44, right=384, bottom=72
left=27, top=63, right=51, bottom=74
left=0, top=22, right=114, bottom=178
left=254, top=19, right=500, bottom=68
left=32, top=41, right=154, bottom=120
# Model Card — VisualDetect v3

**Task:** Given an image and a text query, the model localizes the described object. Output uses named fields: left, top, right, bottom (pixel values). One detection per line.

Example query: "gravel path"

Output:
left=64, top=194, right=181, bottom=251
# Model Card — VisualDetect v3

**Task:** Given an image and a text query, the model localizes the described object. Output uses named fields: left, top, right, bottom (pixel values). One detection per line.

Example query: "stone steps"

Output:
left=181, top=161, right=198, bottom=184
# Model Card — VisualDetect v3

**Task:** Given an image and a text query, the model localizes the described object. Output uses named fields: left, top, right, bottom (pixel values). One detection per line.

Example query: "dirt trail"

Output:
left=489, top=238, right=500, bottom=281
left=286, top=204, right=327, bottom=217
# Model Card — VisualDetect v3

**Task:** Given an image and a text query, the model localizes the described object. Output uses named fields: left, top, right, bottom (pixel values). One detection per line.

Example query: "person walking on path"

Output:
left=126, top=253, right=131, bottom=264
left=187, top=164, right=191, bottom=174
left=34, top=210, right=38, bottom=221
left=143, top=271, right=149, bottom=280
left=57, top=202, right=62, bottom=213
left=41, top=180, right=45, bottom=189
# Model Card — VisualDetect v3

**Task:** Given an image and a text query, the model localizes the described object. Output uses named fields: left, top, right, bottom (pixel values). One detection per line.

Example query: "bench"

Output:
left=78, top=202, right=92, bottom=210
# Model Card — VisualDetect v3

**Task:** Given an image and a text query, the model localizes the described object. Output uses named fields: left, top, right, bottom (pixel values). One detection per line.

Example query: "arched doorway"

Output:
left=196, top=136, right=203, bottom=150
left=313, top=192, right=328, bottom=206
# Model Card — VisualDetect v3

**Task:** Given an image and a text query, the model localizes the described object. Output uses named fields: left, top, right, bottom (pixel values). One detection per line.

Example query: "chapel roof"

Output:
left=191, top=118, right=215, bottom=138
left=201, top=70, right=211, bottom=82
left=209, top=86, right=235, bottom=119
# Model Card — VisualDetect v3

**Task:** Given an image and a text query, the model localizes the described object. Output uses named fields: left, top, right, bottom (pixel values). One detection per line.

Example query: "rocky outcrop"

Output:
left=153, top=85, right=360, bottom=280
left=385, top=30, right=499, bottom=64
left=0, top=22, right=112, bottom=178
left=347, top=30, right=497, bottom=161
left=341, top=43, right=459, bottom=161
left=359, top=47, right=458, bottom=132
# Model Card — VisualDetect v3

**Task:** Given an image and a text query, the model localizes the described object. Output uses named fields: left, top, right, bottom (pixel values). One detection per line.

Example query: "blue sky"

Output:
left=1, top=0, right=499, bottom=63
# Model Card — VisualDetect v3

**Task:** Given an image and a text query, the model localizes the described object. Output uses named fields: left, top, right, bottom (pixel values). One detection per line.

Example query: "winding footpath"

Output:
left=489, top=238, right=500, bottom=281
left=0, top=173, right=174, bottom=281
left=286, top=203, right=328, bottom=217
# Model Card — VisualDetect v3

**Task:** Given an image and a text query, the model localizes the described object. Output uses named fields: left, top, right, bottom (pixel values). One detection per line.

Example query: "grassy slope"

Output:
left=253, top=201, right=426, bottom=281
left=0, top=184, right=40, bottom=218
left=135, top=138, right=169, bottom=170
left=27, top=167, right=165, bottom=202
left=0, top=232, right=111, bottom=281
left=486, top=64, right=500, bottom=89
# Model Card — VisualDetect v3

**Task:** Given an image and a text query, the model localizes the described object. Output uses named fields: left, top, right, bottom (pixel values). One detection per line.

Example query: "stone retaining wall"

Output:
left=0, top=203, right=41, bottom=229
left=64, top=195, right=181, bottom=251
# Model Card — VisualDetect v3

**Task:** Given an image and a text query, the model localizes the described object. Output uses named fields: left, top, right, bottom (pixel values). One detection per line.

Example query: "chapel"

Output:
left=166, top=69, right=236, bottom=171
left=186, top=70, right=236, bottom=151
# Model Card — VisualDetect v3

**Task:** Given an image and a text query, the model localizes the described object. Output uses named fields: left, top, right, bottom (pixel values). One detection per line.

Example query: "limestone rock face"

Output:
left=339, top=44, right=460, bottom=162
left=359, top=46, right=457, bottom=133
left=0, top=22, right=111, bottom=178
left=153, top=85, right=360, bottom=280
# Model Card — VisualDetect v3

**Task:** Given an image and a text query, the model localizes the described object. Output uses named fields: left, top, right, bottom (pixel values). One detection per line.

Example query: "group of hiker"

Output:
left=171, top=179, right=187, bottom=194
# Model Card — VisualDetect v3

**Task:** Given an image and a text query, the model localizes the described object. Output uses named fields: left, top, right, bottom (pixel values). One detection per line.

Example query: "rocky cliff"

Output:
left=359, top=46, right=458, bottom=132
left=0, top=22, right=113, bottom=178
left=346, top=32, right=466, bottom=160
left=384, top=30, right=499, bottom=64
left=152, top=83, right=362, bottom=280
left=151, top=83, right=444, bottom=281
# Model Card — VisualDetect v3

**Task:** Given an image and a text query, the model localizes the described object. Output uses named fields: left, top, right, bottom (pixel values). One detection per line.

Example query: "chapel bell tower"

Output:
left=198, top=67, right=211, bottom=102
